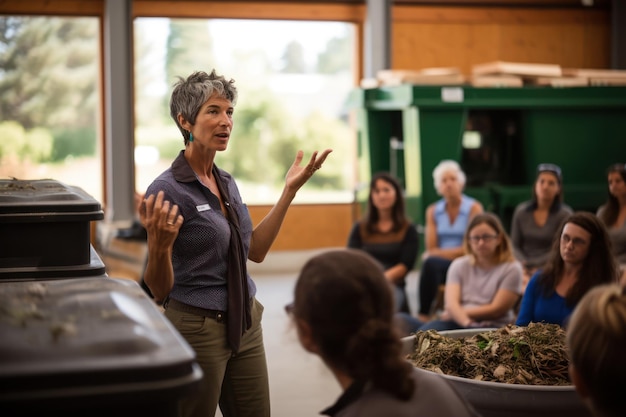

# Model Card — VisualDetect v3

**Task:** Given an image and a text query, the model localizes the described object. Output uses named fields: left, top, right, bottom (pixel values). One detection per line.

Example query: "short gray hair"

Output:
left=169, top=70, right=238, bottom=145
left=432, top=159, right=466, bottom=194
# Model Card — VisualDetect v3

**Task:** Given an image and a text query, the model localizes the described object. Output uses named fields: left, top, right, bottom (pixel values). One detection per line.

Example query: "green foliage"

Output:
left=0, top=121, right=53, bottom=162
left=0, top=17, right=98, bottom=130
left=268, top=110, right=350, bottom=189
left=24, top=127, right=54, bottom=162
left=49, top=127, right=96, bottom=161
left=0, top=121, right=26, bottom=158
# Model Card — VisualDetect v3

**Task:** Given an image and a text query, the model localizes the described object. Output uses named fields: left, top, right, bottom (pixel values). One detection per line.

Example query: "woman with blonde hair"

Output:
left=567, top=283, right=626, bottom=417
left=396, top=212, right=522, bottom=334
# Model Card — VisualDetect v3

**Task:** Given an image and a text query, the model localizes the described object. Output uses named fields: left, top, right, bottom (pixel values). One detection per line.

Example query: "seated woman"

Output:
left=567, top=283, right=626, bottom=417
left=418, top=160, right=483, bottom=321
left=288, top=249, right=479, bottom=417
left=510, top=163, right=572, bottom=292
left=347, top=172, right=418, bottom=313
left=516, top=212, right=619, bottom=327
left=396, top=212, right=522, bottom=335
left=597, top=163, right=626, bottom=285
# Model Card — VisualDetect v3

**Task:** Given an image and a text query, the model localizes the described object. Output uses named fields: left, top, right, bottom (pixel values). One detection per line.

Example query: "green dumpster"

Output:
left=346, top=84, right=626, bottom=236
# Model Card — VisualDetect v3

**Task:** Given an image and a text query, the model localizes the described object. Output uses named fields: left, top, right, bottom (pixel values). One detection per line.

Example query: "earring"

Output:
left=189, top=132, right=194, bottom=142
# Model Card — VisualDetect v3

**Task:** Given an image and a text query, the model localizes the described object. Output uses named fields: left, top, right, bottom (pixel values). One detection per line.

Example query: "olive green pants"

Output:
left=165, top=298, right=270, bottom=417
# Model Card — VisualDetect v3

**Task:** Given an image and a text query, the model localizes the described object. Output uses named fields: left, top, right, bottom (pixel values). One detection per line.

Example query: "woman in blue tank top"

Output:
left=417, top=160, right=483, bottom=321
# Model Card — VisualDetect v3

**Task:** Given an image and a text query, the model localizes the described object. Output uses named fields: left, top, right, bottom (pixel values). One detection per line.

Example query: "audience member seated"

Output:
left=597, top=163, right=626, bottom=285
left=567, top=283, right=626, bottom=417
left=417, top=160, right=483, bottom=321
left=348, top=172, right=418, bottom=313
left=396, top=213, right=522, bottom=335
left=288, top=249, right=479, bottom=417
left=516, top=212, right=619, bottom=327
left=510, top=163, right=572, bottom=292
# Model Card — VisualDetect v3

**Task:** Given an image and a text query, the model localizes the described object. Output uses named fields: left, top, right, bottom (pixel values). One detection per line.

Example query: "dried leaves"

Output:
left=407, top=323, right=570, bottom=385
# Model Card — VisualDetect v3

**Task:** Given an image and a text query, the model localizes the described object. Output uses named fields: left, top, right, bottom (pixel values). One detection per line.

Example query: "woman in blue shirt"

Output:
left=516, top=211, right=619, bottom=327
left=417, top=160, right=483, bottom=321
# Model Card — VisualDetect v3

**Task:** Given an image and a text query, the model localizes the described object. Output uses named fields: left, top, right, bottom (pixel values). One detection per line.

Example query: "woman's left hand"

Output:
left=284, top=149, right=333, bottom=192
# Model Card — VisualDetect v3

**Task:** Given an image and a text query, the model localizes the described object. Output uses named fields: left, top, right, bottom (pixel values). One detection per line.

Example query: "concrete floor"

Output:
left=232, top=250, right=419, bottom=417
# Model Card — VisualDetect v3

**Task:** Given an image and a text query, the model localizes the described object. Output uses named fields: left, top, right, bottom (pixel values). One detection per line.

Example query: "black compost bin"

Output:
left=0, top=179, right=105, bottom=278
left=0, top=178, right=103, bottom=267
left=0, top=276, right=202, bottom=417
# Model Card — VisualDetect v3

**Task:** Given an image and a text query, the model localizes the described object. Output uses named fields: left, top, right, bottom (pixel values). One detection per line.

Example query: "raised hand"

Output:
left=284, top=149, right=333, bottom=192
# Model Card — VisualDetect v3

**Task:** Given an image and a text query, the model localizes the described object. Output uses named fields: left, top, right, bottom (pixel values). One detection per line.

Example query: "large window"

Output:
left=133, top=18, right=356, bottom=204
left=0, top=13, right=358, bottom=207
left=0, top=16, right=102, bottom=201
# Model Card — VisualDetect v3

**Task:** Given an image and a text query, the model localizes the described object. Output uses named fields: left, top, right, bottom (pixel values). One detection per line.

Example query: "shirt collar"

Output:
left=320, top=380, right=366, bottom=416
left=171, top=150, right=197, bottom=183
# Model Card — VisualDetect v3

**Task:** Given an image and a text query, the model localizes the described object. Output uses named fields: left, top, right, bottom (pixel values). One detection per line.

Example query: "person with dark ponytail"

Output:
left=288, top=249, right=478, bottom=417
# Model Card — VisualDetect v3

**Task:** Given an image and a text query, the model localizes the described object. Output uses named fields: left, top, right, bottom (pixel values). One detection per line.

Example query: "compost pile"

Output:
left=407, top=323, right=570, bottom=385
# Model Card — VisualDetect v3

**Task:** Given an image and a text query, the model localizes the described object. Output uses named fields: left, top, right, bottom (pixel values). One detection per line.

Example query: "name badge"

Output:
left=196, top=204, right=211, bottom=212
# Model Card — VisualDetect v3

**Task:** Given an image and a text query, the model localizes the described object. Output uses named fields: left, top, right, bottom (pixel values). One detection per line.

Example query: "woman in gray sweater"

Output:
left=510, top=163, right=572, bottom=292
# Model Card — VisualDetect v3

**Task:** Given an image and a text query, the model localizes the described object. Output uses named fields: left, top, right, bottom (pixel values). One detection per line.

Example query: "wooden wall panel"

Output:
left=391, top=5, right=611, bottom=73
left=469, top=24, right=501, bottom=64
left=558, top=24, right=586, bottom=69
left=582, top=22, right=611, bottom=68
left=248, top=203, right=356, bottom=250
left=498, top=25, right=557, bottom=63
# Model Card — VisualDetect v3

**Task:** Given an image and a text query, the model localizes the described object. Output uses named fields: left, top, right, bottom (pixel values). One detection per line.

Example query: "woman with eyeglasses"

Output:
left=515, top=212, right=619, bottom=327
left=288, top=249, right=479, bottom=417
left=395, top=212, right=522, bottom=334
left=597, top=163, right=626, bottom=284
left=510, top=163, right=572, bottom=293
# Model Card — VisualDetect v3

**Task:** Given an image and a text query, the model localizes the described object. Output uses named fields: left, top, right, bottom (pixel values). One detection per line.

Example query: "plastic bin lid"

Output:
left=0, top=277, right=201, bottom=403
left=0, top=179, right=104, bottom=219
